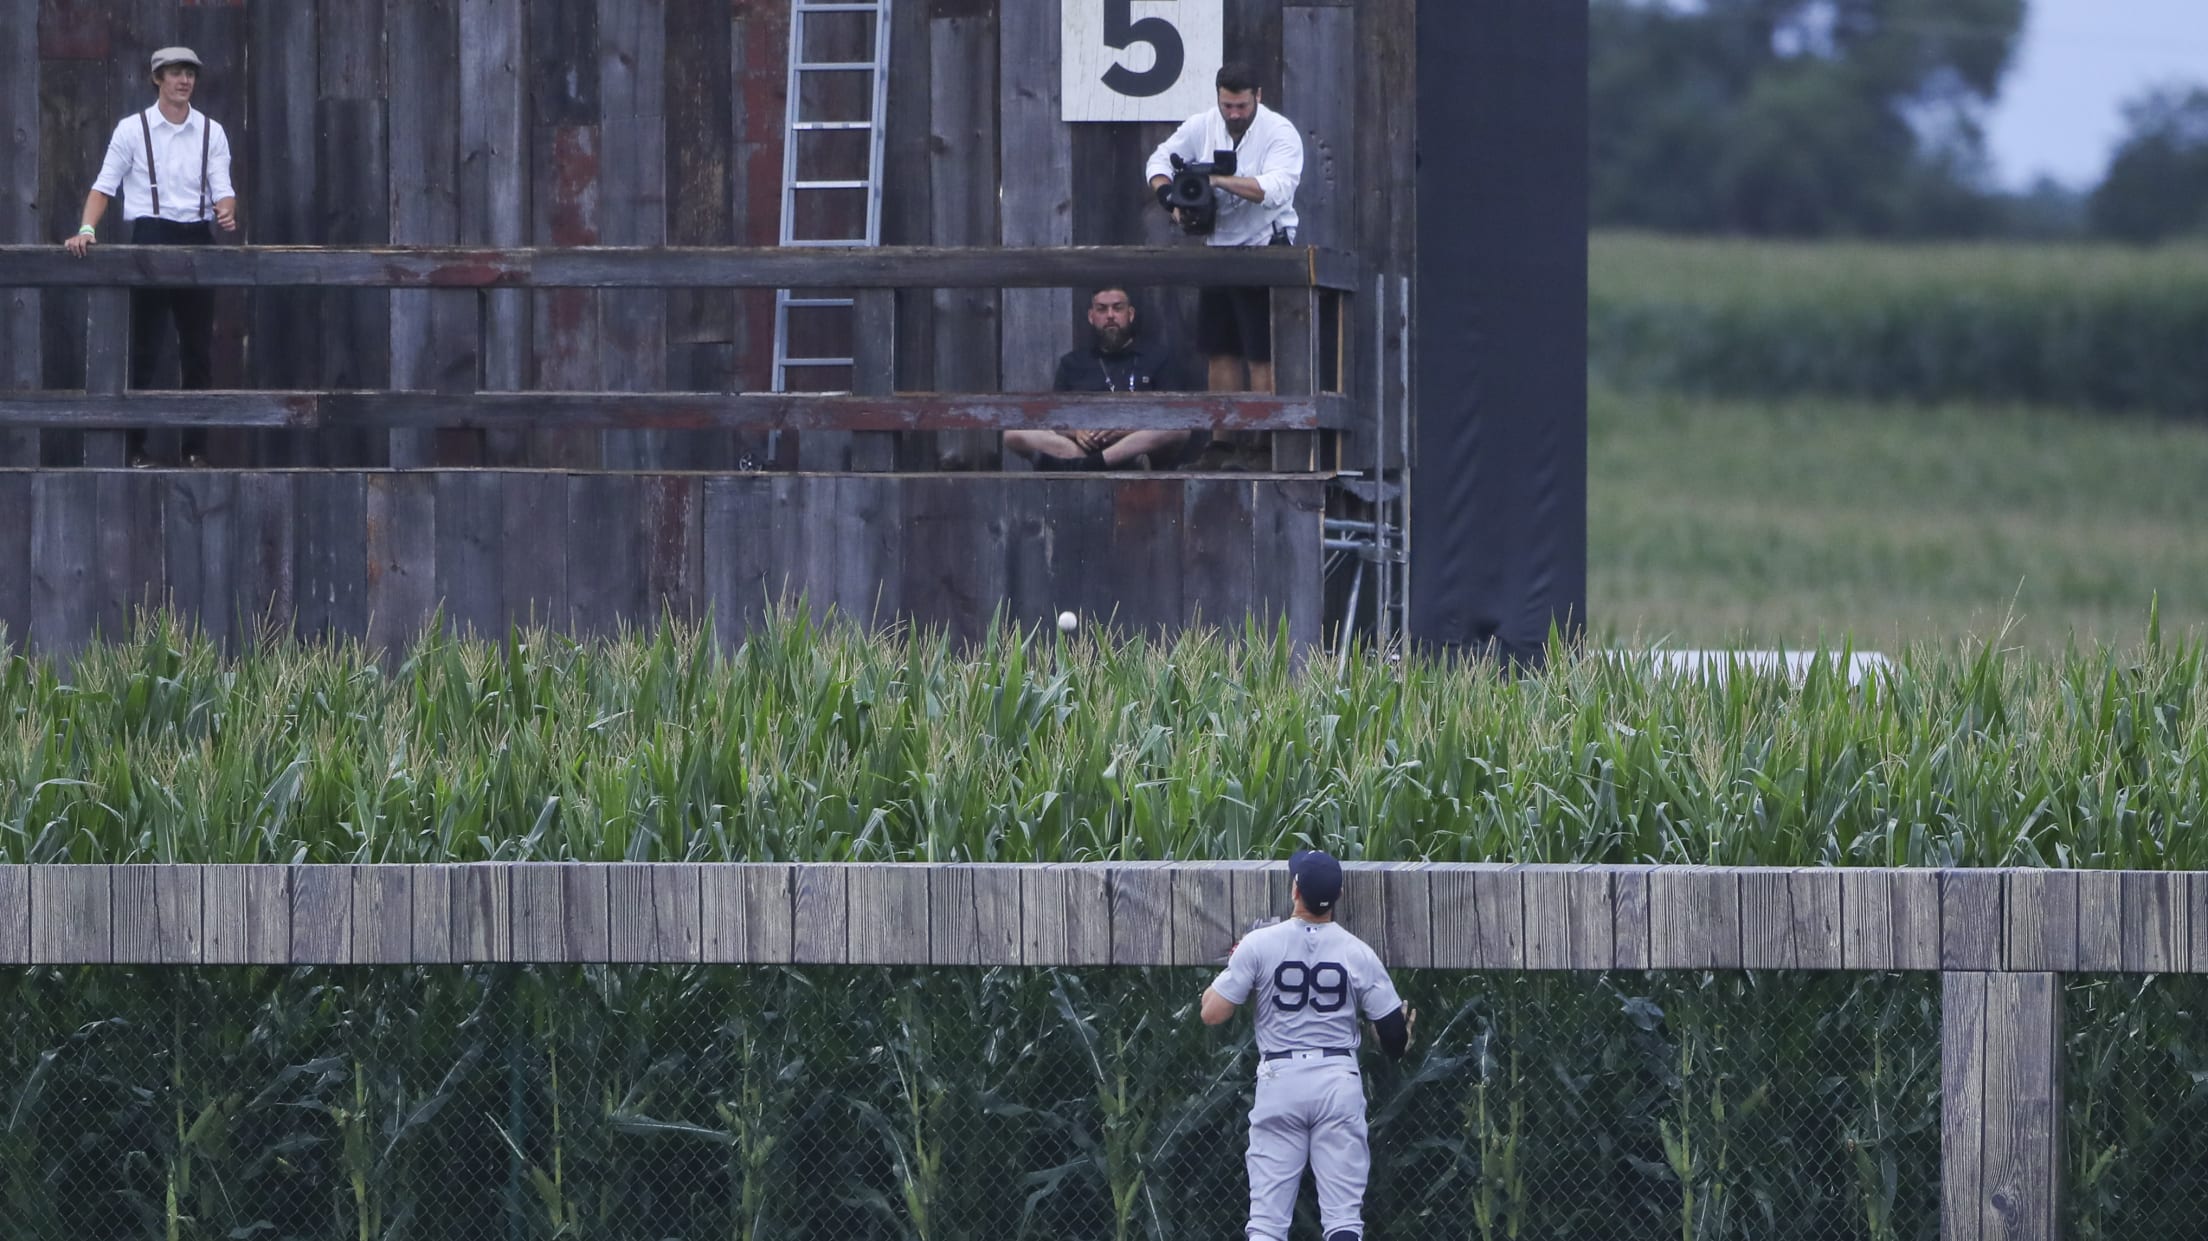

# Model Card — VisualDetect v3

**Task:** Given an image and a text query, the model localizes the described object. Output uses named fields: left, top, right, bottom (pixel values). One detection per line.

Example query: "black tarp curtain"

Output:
left=1411, top=0, right=1589, bottom=665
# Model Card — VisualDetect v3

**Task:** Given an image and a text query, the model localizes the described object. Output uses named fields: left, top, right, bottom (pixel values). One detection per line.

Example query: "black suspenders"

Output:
left=137, top=108, right=213, bottom=221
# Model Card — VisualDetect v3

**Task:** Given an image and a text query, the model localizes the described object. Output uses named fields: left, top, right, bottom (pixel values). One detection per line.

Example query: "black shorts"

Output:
left=1196, top=286, right=1271, bottom=364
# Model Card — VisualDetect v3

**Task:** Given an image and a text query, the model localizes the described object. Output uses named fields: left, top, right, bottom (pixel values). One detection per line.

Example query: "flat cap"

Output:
left=150, top=47, right=202, bottom=75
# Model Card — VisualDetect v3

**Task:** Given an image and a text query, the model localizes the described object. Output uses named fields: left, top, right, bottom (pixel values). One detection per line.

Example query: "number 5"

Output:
left=1102, top=0, right=1185, bottom=99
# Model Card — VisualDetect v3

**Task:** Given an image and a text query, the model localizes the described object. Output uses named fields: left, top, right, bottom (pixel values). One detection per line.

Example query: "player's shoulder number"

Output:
left=1270, top=961, right=1349, bottom=1013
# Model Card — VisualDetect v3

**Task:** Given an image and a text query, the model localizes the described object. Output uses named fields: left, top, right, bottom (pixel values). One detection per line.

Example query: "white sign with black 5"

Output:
left=1061, top=0, right=1225, bottom=123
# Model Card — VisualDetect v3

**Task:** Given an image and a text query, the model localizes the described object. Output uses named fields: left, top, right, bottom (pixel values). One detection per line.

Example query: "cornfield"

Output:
left=2, top=609, right=2203, bottom=869
left=1590, top=232, right=2208, bottom=415
left=6, top=612, right=2208, bottom=1239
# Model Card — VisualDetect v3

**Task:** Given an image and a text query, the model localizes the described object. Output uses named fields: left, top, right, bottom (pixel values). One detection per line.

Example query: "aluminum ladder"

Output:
left=772, top=0, right=894, bottom=394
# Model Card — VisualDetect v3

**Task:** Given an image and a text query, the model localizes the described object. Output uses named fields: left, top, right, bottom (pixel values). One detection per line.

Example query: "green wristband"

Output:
left=77, top=225, right=96, bottom=236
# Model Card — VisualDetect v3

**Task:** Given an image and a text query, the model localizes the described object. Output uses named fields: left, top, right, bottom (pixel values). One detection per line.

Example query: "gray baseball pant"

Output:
left=1244, top=1058, right=1369, bottom=1239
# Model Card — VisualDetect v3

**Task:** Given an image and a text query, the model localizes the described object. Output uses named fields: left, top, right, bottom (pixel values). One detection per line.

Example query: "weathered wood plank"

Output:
left=560, top=862, right=612, bottom=961
left=1941, top=970, right=1988, bottom=1241
left=387, top=0, right=469, bottom=466
left=1225, top=860, right=1275, bottom=940
left=510, top=863, right=567, bottom=962
left=699, top=864, right=748, bottom=962
left=30, top=865, right=110, bottom=963
left=1020, top=864, right=1072, bottom=965
left=155, top=865, right=205, bottom=964
left=1062, top=864, right=1112, bottom=966
left=1259, top=480, right=1326, bottom=651
left=451, top=863, right=514, bottom=963
left=0, top=864, right=26, bottom=963
left=566, top=472, right=645, bottom=635
left=111, top=865, right=160, bottom=963
left=2075, top=869, right=2122, bottom=971
left=294, top=471, right=368, bottom=642
left=1521, top=864, right=1574, bottom=970
left=290, top=865, right=354, bottom=964
left=460, top=0, right=530, bottom=417
left=1612, top=864, right=1654, bottom=970
left=352, top=865, right=414, bottom=963
left=1652, top=867, right=1740, bottom=970
left=30, top=470, right=95, bottom=657
left=2004, top=869, right=2077, bottom=972
left=434, top=465, right=504, bottom=637
left=365, top=471, right=436, bottom=652
left=500, top=469, right=570, bottom=629
left=0, top=0, right=38, bottom=466
left=1381, top=862, right=1434, bottom=969
left=0, top=472, right=32, bottom=643
left=1469, top=865, right=1526, bottom=969
left=1564, top=866, right=1616, bottom=970
left=1978, top=972, right=2062, bottom=1241
left=1108, top=862, right=1173, bottom=966
left=409, top=864, right=455, bottom=964
left=2119, top=870, right=2186, bottom=973
left=247, top=0, right=322, bottom=402
left=926, top=12, right=1000, bottom=470
left=1941, top=869, right=2004, bottom=971
left=1172, top=862, right=1235, bottom=966
left=611, top=862, right=704, bottom=964
left=1741, top=867, right=1842, bottom=970
left=1839, top=869, right=1892, bottom=970
left=0, top=243, right=1359, bottom=289
left=848, top=863, right=930, bottom=966
left=791, top=862, right=848, bottom=964
left=997, top=0, right=1073, bottom=399
left=1890, top=867, right=1943, bottom=970
left=203, top=865, right=291, bottom=965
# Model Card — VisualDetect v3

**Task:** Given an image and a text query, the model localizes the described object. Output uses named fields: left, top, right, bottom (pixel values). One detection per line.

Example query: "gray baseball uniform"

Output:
left=1211, top=917, right=1403, bottom=1240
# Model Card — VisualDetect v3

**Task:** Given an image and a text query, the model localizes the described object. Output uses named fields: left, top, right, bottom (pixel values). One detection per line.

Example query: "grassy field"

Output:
left=1589, top=384, right=2208, bottom=650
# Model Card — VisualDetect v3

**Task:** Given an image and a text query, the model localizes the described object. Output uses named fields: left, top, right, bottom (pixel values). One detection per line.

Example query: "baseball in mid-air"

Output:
left=1057, top=610, right=1078, bottom=633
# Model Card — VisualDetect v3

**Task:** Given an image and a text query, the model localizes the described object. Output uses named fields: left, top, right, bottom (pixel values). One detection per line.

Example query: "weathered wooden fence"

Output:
left=0, top=470, right=1325, bottom=657
left=0, top=861, right=2173, bottom=1239
left=0, top=244, right=1356, bottom=471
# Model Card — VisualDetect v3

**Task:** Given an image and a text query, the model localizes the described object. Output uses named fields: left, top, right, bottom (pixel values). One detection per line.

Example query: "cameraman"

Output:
left=1145, top=62, right=1304, bottom=394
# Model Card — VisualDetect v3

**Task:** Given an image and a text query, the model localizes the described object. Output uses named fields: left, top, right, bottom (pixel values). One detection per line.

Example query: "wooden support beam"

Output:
left=0, top=390, right=1352, bottom=433
left=0, top=244, right=1362, bottom=291
left=1943, top=971, right=2062, bottom=1241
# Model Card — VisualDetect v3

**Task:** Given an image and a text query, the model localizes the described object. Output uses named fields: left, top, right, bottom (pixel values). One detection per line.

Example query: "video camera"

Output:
left=1159, top=150, right=1238, bottom=235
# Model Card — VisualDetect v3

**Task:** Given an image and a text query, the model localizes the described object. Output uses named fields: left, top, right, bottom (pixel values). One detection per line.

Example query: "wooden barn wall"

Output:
left=6, top=0, right=1416, bottom=469
left=0, top=469, right=1325, bottom=657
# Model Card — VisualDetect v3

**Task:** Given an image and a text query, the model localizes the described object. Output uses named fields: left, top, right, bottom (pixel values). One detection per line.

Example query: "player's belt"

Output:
left=1261, top=1047, right=1355, bottom=1061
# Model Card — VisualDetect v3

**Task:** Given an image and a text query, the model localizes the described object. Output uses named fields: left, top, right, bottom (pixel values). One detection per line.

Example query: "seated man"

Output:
left=1006, top=286, right=1209, bottom=470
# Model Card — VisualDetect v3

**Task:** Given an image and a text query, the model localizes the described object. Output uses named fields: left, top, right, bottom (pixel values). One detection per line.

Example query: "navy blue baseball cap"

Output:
left=1290, top=850, right=1343, bottom=910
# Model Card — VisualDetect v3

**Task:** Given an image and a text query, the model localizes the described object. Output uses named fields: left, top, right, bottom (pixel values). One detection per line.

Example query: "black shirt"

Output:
left=1051, top=337, right=1195, bottom=394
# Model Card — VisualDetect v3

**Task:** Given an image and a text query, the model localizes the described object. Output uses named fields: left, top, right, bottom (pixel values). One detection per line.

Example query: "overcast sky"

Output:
left=1984, top=0, right=2208, bottom=189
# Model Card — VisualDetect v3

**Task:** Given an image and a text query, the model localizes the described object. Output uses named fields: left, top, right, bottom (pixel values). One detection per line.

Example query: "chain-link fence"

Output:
left=0, top=966, right=1938, bottom=1240
left=2068, top=975, right=2208, bottom=1240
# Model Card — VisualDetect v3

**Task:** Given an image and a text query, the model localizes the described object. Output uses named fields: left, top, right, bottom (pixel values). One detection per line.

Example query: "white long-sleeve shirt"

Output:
left=91, top=106, right=235, bottom=223
left=1144, top=102, right=1303, bottom=247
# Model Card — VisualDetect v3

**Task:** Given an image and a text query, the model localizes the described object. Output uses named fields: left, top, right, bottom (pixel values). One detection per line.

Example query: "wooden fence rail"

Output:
left=0, top=862, right=2182, bottom=972
left=0, top=244, right=1361, bottom=291
left=0, top=860, right=2130, bottom=1241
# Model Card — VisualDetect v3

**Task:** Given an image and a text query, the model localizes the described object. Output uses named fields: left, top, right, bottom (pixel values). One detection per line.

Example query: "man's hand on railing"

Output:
left=63, top=228, right=95, bottom=258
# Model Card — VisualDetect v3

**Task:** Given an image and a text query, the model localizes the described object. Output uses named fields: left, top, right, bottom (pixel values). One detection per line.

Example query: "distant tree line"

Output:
left=1591, top=0, right=2208, bottom=242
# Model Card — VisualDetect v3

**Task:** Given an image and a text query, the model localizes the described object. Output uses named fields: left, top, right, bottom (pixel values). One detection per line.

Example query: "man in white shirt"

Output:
left=1145, top=63, right=1305, bottom=394
left=63, top=47, right=238, bottom=395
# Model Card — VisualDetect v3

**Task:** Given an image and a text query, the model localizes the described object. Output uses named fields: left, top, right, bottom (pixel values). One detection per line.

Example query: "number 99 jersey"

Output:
left=1210, top=919, right=1402, bottom=1054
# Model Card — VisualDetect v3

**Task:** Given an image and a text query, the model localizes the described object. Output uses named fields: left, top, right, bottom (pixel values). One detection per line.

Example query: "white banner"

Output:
left=1062, top=0, right=1225, bottom=123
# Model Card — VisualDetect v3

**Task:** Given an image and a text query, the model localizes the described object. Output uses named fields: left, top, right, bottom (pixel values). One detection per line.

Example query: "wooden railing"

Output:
left=0, top=860, right=2149, bottom=1240
left=0, top=245, right=1357, bottom=469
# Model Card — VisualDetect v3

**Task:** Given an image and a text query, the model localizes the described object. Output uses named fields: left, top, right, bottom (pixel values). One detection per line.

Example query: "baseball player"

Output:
left=1201, top=850, right=1415, bottom=1241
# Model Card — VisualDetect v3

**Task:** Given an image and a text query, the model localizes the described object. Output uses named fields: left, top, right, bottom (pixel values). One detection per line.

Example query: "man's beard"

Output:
left=1096, top=325, right=1133, bottom=353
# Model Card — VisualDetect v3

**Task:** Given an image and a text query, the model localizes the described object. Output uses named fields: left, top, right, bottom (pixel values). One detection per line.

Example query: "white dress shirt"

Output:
left=92, top=106, right=235, bottom=223
left=1144, top=102, right=1304, bottom=247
